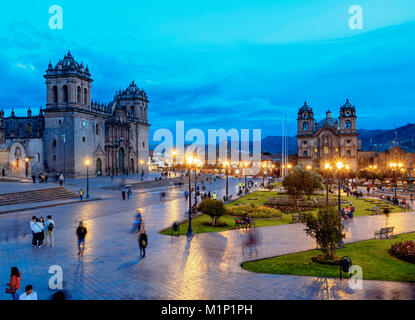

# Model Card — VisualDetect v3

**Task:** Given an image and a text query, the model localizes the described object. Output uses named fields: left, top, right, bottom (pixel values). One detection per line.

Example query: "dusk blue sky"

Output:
left=1, top=0, right=415, bottom=140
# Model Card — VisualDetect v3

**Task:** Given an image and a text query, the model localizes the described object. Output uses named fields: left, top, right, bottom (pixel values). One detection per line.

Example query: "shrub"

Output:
left=283, top=166, right=323, bottom=199
left=197, top=199, right=227, bottom=227
left=303, top=206, right=345, bottom=261
left=227, top=205, right=282, bottom=218
left=389, top=240, right=415, bottom=264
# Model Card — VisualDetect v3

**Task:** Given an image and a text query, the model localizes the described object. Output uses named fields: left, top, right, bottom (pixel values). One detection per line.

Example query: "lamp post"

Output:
left=62, top=134, right=66, bottom=182
left=186, top=156, right=195, bottom=237
left=85, top=159, right=90, bottom=199
left=244, top=162, right=249, bottom=192
left=24, top=157, right=29, bottom=177
left=324, top=163, right=332, bottom=206
left=223, top=161, right=230, bottom=201
left=336, top=161, right=344, bottom=211
left=389, top=162, right=403, bottom=199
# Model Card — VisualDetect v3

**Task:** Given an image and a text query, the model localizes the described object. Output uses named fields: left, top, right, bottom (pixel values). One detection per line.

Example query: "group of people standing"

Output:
left=340, top=204, right=355, bottom=220
left=30, top=215, right=55, bottom=247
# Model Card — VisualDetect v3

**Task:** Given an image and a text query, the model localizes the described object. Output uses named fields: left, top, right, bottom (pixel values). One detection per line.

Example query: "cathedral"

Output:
left=0, top=51, right=150, bottom=178
left=297, top=99, right=361, bottom=171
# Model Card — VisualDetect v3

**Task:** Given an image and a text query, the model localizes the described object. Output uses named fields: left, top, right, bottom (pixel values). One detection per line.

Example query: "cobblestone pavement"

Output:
left=1, top=180, right=415, bottom=300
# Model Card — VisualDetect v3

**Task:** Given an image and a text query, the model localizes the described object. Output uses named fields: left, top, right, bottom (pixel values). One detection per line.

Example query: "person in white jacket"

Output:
left=19, top=285, right=38, bottom=300
left=30, top=216, right=37, bottom=247
left=32, top=218, right=44, bottom=247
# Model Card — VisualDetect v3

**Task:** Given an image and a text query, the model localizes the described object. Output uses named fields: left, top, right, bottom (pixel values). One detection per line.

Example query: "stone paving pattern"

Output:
left=1, top=177, right=415, bottom=300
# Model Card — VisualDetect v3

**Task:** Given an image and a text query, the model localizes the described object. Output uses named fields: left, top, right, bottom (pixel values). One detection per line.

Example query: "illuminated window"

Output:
left=324, top=147, right=329, bottom=154
left=314, top=148, right=318, bottom=153
left=335, top=148, right=339, bottom=153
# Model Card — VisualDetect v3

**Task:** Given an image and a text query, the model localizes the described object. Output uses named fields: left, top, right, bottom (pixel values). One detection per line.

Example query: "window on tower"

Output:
left=62, top=85, right=68, bottom=103
left=303, top=151, right=308, bottom=157
left=77, top=86, right=81, bottom=104
left=84, top=88, right=88, bottom=105
left=345, top=120, right=351, bottom=129
left=52, top=86, right=58, bottom=103
left=303, top=122, right=309, bottom=130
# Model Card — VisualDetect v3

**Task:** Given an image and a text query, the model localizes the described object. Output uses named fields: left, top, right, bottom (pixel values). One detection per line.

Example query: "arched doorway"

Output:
left=96, top=158, right=102, bottom=176
left=118, top=148, right=125, bottom=174
left=130, top=158, right=135, bottom=173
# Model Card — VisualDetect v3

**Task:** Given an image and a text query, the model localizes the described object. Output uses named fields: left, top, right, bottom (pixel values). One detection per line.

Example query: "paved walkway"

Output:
left=0, top=181, right=415, bottom=300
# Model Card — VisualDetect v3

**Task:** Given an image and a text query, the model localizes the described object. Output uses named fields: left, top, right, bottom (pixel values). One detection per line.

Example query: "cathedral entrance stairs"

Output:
left=0, top=186, right=79, bottom=206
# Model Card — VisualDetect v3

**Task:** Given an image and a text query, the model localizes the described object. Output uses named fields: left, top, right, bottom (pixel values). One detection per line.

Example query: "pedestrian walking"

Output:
left=45, top=215, right=55, bottom=247
left=59, top=174, right=64, bottom=185
left=45, top=174, right=48, bottom=184
left=19, top=285, right=37, bottom=300
left=139, top=229, right=148, bottom=258
left=1, top=168, right=5, bottom=177
left=79, top=189, right=84, bottom=200
left=127, top=188, right=132, bottom=200
left=5, top=267, right=21, bottom=300
left=131, top=210, right=142, bottom=232
left=32, top=174, right=36, bottom=183
left=76, top=221, right=87, bottom=255
left=184, top=190, right=189, bottom=201
left=122, top=190, right=126, bottom=200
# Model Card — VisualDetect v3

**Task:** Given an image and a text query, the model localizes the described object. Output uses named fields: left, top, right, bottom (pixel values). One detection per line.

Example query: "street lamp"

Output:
left=223, top=160, right=230, bottom=201
left=24, top=157, right=29, bottom=177
left=324, top=162, right=332, bottom=206
left=244, top=161, right=249, bottom=192
left=85, top=159, right=90, bottom=199
left=335, top=161, right=345, bottom=211
left=185, top=155, right=197, bottom=237
left=389, top=162, right=403, bottom=198
left=171, top=150, right=177, bottom=168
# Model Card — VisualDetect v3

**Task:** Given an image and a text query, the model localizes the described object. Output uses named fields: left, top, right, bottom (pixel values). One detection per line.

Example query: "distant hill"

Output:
left=149, top=123, right=415, bottom=155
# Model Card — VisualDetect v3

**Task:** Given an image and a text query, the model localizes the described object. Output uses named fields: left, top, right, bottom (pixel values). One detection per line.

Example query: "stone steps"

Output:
left=0, top=187, right=79, bottom=206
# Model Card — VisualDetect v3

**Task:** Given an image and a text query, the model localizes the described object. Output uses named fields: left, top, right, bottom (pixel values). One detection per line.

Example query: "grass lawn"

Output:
left=242, top=233, right=415, bottom=282
left=160, top=191, right=403, bottom=236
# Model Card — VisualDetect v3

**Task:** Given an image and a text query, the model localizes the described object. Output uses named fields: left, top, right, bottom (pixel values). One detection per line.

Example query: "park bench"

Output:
left=234, top=217, right=256, bottom=229
left=400, top=203, right=411, bottom=212
left=374, top=226, right=394, bottom=239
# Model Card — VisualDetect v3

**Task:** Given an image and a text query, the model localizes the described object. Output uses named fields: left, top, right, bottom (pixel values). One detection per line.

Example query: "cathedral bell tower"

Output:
left=297, top=101, right=314, bottom=161
left=339, top=99, right=357, bottom=134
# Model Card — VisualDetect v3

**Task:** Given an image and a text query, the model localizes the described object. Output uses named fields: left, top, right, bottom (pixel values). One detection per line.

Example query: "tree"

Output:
left=197, top=198, right=227, bottom=227
left=282, top=166, right=323, bottom=199
left=302, top=206, right=345, bottom=261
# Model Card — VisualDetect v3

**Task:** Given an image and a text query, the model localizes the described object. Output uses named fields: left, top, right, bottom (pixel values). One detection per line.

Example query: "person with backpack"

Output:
left=79, top=189, right=84, bottom=200
left=45, top=215, right=55, bottom=247
left=5, top=267, right=21, bottom=300
left=139, top=229, right=148, bottom=258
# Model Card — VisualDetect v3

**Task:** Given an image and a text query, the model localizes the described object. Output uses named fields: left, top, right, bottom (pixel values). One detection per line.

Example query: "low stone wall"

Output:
left=101, top=173, right=211, bottom=190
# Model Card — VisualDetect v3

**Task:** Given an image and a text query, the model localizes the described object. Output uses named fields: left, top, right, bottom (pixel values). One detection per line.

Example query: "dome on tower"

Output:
left=299, top=101, right=312, bottom=113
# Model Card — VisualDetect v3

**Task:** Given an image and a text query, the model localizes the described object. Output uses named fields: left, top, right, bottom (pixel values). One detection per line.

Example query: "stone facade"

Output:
left=0, top=51, right=150, bottom=178
left=297, top=99, right=360, bottom=172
